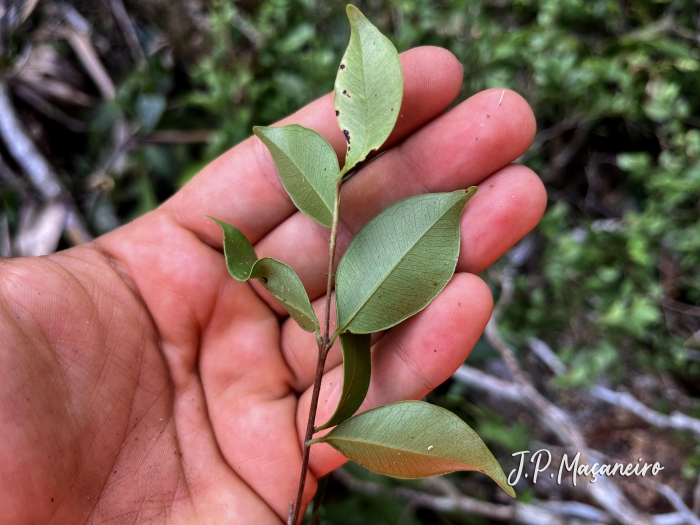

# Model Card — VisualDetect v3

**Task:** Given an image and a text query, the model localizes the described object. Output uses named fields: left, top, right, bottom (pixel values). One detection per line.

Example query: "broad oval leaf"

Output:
left=309, top=401, right=515, bottom=497
left=315, top=333, right=372, bottom=432
left=254, top=125, right=338, bottom=227
left=210, top=217, right=319, bottom=332
left=335, top=188, right=477, bottom=334
left=335, top=5, right=403, bottom=173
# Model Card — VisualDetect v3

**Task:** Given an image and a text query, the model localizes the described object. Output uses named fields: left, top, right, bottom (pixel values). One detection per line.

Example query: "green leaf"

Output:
left=335, top=5, right=403, bottom=173
left=253, top=125, right=338, bottom=227
left=315, top=333, right=372, bottom=432
left=209, top=217, right=319, bottom=332
left=250, top=258, right=319, bottom=332
left=309, top=401, right=515, bottom=498
left=335, top=189, right=477, bottom=334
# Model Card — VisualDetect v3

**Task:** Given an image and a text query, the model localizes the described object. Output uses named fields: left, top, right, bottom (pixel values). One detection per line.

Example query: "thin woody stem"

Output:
left=290, top=180, right=342, bottom=525
left=323, top=182, right=342, bottom=344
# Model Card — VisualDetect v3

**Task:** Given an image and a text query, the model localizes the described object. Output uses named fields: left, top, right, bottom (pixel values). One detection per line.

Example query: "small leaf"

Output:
left=251, top=258, right=319, bottom=332
left=254, top=125, right=338, bottom=227
left=136, top=93, right=166, bottom=132
left=210, top=217, right=319, bottom=332
left=335, top=5, right=403, bottom=173
left=335, top=188, right=477, bottom=334
left=309, top=401, right=515, bottom=497
left=315, top=333, right=372, bottom=432
left=208, top=217, right=258, bottom=280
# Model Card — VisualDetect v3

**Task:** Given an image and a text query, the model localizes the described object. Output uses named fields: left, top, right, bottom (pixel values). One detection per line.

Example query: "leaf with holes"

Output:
left=334, top=188, right=477, bottom=335
left=254, top=125, right=338, bottom=227
left=315, top=333, right=372, bottom=432
left=209, top=217, right=319, bottom=332
left=335, top=5, right=403, bottom=173
left=308, top=401, right=515, bottom=497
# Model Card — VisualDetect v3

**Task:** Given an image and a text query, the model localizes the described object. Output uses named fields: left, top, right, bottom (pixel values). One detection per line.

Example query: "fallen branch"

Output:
left=482, top=265, right=653, bottom=525
left=0, top=80, right=91, bottom=246
left=334, top=468, right=556, bottom=525
left=590, top=386, right=700, bottom=440
left=525, top=337, right=700, bottom=440
left=653, top=483, right=700, bottom=525
left=58, top=6, right=115, bottom=100
left=334, top=468, right=689, bottom=525
left=109, top=0, right=146, bottom=69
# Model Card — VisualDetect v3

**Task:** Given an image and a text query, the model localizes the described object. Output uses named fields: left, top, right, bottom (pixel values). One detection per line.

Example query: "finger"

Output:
left=163, top=47, right=464, bottom=245
left=280, top=163, right=545, bottom=389
left=253, top=88, right=537, bottom=310
left=294, top=273, right=493, bottom=477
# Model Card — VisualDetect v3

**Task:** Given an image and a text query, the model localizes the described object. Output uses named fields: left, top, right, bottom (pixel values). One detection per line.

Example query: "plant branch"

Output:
left=0, top=80, right=91, bottom=246
left=334, top=468, right=690, bottom=525
left=525, top=336, right=700, bottom=439
left=480, top=265, right=653, bottom=525
left=323, top=182, right=342, bottom=347
left=653, top=483, right=700, bottom=525
left=290, top=179, right=342, bottom=525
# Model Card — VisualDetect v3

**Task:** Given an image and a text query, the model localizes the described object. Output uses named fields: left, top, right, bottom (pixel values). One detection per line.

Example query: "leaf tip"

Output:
left=206, top=215, right=224, bottom=228
left=345, top=4, right=361, bottom=18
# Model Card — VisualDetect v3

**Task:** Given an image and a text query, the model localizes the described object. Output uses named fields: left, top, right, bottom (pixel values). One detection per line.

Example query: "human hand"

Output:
left=0, top=47, right=545, bottom=524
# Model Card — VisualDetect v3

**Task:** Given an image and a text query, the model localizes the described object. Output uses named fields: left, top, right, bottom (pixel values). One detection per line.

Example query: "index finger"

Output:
left=162, top=47, right=464, bottom=245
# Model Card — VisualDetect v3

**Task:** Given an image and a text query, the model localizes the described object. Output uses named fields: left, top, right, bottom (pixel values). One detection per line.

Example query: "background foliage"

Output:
left=1, top=0, right=699, bottom=522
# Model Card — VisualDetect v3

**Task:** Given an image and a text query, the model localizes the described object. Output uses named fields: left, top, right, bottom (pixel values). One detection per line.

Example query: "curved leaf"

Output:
left=335, top=188, right=477, bottom=334
left=209, top=216, right=258, bottom=280
left=210, top=217, right=319, bottom=332
left=309, top=401, right=515, bottom=497
left=335, top=5, right=403, bottom=173
left=250, top=258, right=319, bottom=332
left=315, top=333, right=371, bottom=432
left=254, top=125, right=338, bottom=227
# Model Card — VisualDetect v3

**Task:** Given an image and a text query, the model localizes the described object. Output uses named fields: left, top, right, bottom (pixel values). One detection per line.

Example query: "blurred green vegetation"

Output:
left=2, top=0, right=700, bottom=522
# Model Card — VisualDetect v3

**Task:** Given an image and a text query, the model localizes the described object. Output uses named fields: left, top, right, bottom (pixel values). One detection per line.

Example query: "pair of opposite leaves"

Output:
left=210, top=5, right=514, bottom=497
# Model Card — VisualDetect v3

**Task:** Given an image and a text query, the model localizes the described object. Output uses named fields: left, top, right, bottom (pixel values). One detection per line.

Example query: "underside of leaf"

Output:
left=254, top=125, right=338, bottom=227
left=210, top=217, right=319, bottom=332
left=315, top=332, right=372, bottom=431
left=335, top=189, right=477, bottom=334
left=335, top=5, right=403, bottom=172
left=309, top=401, right=515, bottom=497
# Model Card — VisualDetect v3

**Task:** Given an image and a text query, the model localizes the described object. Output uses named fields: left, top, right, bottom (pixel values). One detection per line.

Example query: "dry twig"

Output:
left=481, top=266, right=652, bottom=525
left=525, top=337, right=700, bottom=440
left=653, top=483, right=700, bottom=525
left=109, top=0, right=147, bottom=69
left=334, top=467, right=689, bottom=525
left=0, top=80, right=91, bottom=246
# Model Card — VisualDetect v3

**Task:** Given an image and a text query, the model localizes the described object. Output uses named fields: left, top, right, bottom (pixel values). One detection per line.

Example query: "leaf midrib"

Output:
left=353, top=21, right=372, bottom=165
left=337, top=197, right=463, bottom=334
left=325, top=435, right=465, bottom=463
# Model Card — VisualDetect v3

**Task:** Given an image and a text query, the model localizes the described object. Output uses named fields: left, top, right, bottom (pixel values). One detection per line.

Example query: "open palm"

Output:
left=0, top=48, right=544, bottom=524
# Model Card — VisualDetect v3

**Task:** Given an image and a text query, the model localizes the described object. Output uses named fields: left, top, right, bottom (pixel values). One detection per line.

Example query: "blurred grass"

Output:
left=1, top=0, right=700, bottom=522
